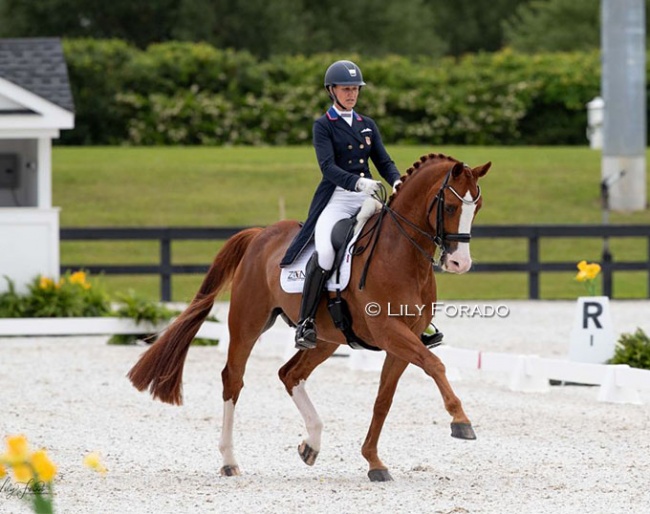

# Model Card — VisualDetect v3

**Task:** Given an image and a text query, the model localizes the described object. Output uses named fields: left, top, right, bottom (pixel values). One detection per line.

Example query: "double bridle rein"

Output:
left=355, top=164, right=481, bottom=289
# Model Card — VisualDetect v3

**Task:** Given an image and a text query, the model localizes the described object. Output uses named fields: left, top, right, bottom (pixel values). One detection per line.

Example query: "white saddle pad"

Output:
left=280, top=237, right=358, bottom=294
left=280, top=197, right=381, bottom=294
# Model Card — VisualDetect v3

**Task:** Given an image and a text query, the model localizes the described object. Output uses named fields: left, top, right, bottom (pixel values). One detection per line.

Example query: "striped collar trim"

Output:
left=326, top=106, right=362, bottom=121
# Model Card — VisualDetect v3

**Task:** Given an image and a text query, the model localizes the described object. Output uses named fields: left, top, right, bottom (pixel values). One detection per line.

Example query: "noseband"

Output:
left=426, top=166, right=481, bottom=249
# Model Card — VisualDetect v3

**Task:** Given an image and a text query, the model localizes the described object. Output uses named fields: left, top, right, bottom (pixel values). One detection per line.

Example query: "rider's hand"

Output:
left=392, top=179, right=402, bottom=194
left=355, top=178, right=381, bottom=195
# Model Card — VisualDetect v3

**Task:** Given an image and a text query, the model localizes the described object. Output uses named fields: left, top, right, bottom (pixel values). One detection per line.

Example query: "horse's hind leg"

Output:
left=278, top=340, right=338, bottom=466
left=362, top=353, right=409, bottom=482
left=218, top=299, right=275, bottom=477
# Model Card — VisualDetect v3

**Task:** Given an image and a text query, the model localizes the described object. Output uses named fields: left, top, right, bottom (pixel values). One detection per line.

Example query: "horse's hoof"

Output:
left=298, top=441, right=319, bottom=466
left=368, top=468, right=394, bottom=482
left=451, top=422, right=477, bottom=440
left=220, top=464, right=241, bottom=477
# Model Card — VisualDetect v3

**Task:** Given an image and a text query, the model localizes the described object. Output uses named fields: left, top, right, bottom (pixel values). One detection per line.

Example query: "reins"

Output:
left=352, top=164, right=481, bottom=290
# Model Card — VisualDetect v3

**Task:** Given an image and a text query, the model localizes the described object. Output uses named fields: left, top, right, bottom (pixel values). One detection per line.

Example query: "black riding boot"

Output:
left=421, top=323, right=444, bottom=348
left=295, top=252, right=329, bottom=350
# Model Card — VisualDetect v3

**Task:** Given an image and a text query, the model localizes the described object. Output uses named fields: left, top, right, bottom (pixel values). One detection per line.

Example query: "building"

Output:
left=0, top=38, right=75, bottom=293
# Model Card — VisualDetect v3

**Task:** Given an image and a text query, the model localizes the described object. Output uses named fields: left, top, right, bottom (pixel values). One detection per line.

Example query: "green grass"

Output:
left=53, top=146, right=650, bottom=301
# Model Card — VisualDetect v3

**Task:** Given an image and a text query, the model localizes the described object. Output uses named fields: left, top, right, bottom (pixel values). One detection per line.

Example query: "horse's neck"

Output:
left=377, top=163, right=445, bottom=278
left=389, top=161, right=444, bottom=242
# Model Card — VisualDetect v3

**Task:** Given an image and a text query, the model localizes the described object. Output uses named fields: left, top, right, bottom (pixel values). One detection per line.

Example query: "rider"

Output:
left=280, top=60, right=442, bottom=350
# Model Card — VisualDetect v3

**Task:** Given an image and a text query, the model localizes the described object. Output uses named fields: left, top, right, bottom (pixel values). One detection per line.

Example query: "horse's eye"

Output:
left=445, top=205, right=457, bottom=215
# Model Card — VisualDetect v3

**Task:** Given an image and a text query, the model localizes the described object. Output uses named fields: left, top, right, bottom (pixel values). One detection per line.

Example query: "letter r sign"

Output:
left=582, top=301, right=603, bottom=329
left=569, top=296, right=615, bottom=364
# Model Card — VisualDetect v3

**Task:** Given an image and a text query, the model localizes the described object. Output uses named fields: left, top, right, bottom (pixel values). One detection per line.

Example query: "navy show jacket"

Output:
left=280, top=106, right=401, bottom=266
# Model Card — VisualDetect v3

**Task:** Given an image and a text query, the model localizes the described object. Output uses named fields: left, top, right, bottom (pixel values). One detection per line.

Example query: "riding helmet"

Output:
left=324, top=60, right=366, bottom=88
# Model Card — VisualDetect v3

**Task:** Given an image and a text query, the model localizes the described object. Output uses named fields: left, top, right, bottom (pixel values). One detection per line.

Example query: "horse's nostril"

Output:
left=451, top=260, right=460, bottom=268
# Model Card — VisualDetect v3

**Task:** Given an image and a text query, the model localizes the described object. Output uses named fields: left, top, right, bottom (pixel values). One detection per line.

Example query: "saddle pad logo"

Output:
left=287, top=270, right=305, bottom=282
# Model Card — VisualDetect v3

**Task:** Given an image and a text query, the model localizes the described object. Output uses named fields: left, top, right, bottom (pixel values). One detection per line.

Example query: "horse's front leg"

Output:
left=371, top=321, right=476, bottom=440
left=361, top=352, right=409, bottom=482
left=278, top=340, right=339, bottom=466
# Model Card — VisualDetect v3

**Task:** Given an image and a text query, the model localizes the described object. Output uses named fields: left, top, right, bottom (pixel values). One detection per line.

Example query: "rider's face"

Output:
left=332, top=85, right=359, bottom=111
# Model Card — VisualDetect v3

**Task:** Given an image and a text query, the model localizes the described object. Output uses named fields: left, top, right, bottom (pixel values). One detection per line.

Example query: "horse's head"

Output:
left=391, top=154, right=490, bottom=274
left=431, top=160, right=490, bottom=273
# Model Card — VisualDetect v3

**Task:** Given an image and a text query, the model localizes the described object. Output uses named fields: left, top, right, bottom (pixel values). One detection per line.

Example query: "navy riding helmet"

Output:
left=324, top=60, right=366, bottom=89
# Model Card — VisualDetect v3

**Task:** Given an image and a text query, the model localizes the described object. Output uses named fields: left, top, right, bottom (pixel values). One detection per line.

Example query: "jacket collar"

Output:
left=326, top=106, right=363, bottom=122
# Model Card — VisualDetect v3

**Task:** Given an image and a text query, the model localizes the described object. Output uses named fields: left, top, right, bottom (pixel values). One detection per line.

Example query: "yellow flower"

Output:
left=39, top=276, right=55, bottom=290
left=32, top=449, right=57, bottom=483
left=70, top=271, right=91, bottom=290
left=575, top=260, right=601, bottom=296
left=576, top=260, right=601, bottom=282
left=12, top=462, right=34, bottom=483
left=0, top=462, right=6, bottom=478
left=83, top=452, right=108, bottom=474
left=3, top=434, right=30, bottom=465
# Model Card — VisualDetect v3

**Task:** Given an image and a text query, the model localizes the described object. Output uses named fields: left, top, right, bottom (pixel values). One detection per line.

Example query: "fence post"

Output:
left=528, top=235, right=539, bottom=299
left=601, top=248, right=613, bottom=298
left=160, top=236, right=172, bottom=302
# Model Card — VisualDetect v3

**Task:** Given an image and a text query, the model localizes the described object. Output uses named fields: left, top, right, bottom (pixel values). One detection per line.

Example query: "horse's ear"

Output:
left=473, top=161, right=491, bottom=178
left=451, top=162, right=464, bottom=178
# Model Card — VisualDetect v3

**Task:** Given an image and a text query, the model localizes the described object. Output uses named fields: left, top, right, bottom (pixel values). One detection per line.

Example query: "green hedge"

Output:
left=61, top=40, right=604, bottom=146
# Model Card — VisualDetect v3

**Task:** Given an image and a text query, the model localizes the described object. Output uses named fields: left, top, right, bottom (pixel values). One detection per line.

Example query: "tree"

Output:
left=503, top=0, right=650, bottom=53
left=0, top=0, right=181, bottom=48
left=425, top=0, right=530, bottom=56
left=503, top=0, right=600, bottom=52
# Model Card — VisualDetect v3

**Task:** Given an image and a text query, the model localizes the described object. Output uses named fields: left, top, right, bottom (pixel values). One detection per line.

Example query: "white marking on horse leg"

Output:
left=291, top=380, right=323, bottom=451
left=444, top=192, right=477, bottom=274
left=219, top=399, right=238, bottom=467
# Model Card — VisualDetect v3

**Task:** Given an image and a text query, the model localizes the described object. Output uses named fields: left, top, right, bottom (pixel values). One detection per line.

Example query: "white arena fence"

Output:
left=1, top=317, right=649, bottom=406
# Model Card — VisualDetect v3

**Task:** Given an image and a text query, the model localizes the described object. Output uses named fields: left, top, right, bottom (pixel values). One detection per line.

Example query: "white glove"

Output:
left=355, top=178, right=381, bottom=195
left=392, top=179, right=402, bottom=194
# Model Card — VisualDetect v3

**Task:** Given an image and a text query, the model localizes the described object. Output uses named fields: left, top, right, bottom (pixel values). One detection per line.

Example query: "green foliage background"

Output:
left=59, top=40, right=605, bottom=146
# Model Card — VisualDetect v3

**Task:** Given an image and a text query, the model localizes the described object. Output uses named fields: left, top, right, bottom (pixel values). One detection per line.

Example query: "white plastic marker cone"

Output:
left=508, top=355, right=550, bottom=393
left=597, top=365, right=642, bottom=405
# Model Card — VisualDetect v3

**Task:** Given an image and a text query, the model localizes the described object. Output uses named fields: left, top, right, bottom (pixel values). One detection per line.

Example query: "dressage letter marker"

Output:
left=569, top=296, right=616, bottom=364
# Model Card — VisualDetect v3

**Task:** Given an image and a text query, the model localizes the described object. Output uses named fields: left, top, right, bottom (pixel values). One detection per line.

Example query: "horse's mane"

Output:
left=388, top=153, right=461, bottom=205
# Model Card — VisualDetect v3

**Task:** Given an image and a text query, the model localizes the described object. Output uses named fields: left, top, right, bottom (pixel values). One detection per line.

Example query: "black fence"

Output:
left=60, top=225, right=650, bottom=301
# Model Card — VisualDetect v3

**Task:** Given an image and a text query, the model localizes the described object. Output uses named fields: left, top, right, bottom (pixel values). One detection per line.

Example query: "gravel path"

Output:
left=1, top=300, right=649, bottom=514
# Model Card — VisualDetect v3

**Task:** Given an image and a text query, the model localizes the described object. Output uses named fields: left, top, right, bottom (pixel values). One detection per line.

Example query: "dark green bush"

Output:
left=60, top=40, right=607, bottom=146
left=609, top=328, right=650, bottom=370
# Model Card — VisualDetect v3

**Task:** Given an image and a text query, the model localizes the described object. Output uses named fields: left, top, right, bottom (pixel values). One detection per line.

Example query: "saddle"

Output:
left=326, top=204, right=383, bottom=352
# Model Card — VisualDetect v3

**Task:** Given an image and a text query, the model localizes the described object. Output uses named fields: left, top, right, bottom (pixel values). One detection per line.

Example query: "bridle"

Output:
left=426, top=166, right=482, bottom=248
left=355, top=164, right=481, bottom=289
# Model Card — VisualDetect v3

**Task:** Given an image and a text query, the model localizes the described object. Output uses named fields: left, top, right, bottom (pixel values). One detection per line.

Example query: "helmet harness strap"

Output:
left=327, top=85, right=360, bottom=112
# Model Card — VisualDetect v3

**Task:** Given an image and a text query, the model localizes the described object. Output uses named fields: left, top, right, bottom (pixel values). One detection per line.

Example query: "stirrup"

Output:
left=295, top=319, right=318, bottom=350
left=421, top=329, right=444, bottom=349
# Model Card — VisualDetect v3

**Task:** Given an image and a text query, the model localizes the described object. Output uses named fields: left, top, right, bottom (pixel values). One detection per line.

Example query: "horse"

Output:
left=127, top=152, right=490, bottom=482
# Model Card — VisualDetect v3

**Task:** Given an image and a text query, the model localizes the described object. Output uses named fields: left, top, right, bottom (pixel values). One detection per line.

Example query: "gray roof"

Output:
left=0, top=38, right=74, bottom=112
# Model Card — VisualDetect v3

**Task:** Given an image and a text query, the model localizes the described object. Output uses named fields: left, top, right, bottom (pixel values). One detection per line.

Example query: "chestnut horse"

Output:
left=128, top=153, right=490, bottom=482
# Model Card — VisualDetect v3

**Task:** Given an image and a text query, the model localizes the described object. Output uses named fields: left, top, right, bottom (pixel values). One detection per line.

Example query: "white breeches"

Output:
left=314, top=186, right=368, bottom=270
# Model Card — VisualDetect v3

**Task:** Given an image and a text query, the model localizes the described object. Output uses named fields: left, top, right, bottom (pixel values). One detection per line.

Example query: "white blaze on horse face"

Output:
left=291, top=380, right=323, bottom=452
left=443, top=191, right=476, bottom=274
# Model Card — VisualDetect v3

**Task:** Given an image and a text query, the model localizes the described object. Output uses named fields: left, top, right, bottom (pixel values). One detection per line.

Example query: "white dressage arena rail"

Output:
left=2, top=300, right=649, bottom=405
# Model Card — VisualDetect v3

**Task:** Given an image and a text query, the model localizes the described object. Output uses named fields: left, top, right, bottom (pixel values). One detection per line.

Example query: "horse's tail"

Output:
left=127, top=227, right=263, bottom=405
